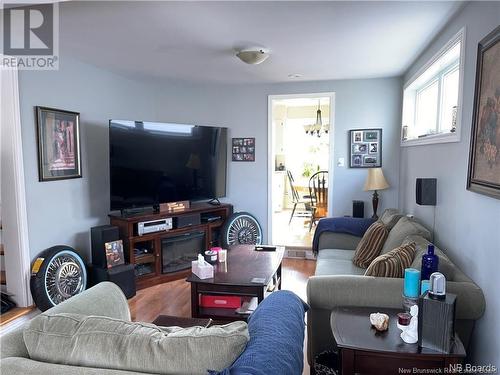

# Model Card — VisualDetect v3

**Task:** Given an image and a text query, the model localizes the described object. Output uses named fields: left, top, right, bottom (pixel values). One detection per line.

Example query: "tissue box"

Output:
left=192, top=260, right=214, bottom=279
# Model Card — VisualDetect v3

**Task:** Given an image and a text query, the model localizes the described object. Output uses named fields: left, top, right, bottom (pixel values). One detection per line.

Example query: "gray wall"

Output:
left=400, top=1, right=500, bottom=366
left=18, top=56, right=157, bottom=260
left=18, top=56, right=402, bottom=259
left=153, top=78, right=403, bottom=236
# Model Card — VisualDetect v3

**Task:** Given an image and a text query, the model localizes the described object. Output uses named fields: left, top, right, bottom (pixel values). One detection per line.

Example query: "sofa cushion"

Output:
left=365, top=243, right=417, bottom=278
left=24, top=313, right=249, bottom=375
left=352, top=222, right=389, bottom=268
left=316, top=258, right=366, bottom=276
left=381, top=217, right=431, bottom=254
left=379, top=209, right=403, bottom=230
left=318, top=232, right=362, bottom=251
left=317, top=249, right=356, bottom=261
left=0, top=357, right=148, bottom=375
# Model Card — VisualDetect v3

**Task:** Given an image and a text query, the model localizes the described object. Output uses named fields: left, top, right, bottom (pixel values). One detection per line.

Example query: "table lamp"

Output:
left=364, top=168, right=389, bottom=219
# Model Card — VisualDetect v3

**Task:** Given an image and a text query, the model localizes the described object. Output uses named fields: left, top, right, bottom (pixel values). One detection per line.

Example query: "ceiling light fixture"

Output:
left=305, top=100, right=329, bottom=138
left=236, top=48, right=270, bottom=65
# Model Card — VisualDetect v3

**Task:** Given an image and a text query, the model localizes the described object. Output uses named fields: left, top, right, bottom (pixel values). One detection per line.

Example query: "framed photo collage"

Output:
left=349, top=128, right=382, bottom=168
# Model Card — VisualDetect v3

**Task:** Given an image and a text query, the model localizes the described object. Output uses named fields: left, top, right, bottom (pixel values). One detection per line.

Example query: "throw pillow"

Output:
left=352, top=221, right=389, bottom=268
left=364, top=242, right=417, bottom=278
left=24, top=313, right=249, bottom=375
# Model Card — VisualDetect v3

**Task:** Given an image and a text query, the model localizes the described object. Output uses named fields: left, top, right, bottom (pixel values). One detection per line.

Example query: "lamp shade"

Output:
left=364, top=168, right=389, bottom=191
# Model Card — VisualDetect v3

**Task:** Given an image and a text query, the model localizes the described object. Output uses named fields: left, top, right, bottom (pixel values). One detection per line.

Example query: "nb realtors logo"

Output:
left=2, top=2, right=59, bottom=69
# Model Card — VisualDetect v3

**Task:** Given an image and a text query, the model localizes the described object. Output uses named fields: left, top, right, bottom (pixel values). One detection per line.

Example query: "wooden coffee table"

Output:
left=186, top=245, right=285, bottom=321
left=330, top=307, right=466, bottom=375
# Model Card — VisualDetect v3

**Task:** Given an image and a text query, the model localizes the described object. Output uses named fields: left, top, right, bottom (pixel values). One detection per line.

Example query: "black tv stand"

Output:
left=207, top=198, right=221, bottom=206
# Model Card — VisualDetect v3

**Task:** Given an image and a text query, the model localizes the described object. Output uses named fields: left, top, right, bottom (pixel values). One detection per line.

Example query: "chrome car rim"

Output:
left=44, top=251, right=86, bottom=306
left=227, top=215, right=262, bottom=245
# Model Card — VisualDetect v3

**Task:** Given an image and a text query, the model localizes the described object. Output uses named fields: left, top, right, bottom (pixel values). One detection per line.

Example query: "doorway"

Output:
left=268, top=93, right=335, bottom=249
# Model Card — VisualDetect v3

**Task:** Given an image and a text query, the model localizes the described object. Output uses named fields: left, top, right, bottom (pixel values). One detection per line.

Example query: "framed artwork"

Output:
left=232, top=137, right=255, bottom=162
left=36, top=106, right=81, bottom=181
left=105, top=240, right=125, bottom=269
left=349, top=128, right=382, bottom=168
left=467, top=26, right=500, bottom=199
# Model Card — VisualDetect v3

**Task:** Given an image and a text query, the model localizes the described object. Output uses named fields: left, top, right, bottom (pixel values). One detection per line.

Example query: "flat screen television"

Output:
left=109, top=120, right=227, bottom=211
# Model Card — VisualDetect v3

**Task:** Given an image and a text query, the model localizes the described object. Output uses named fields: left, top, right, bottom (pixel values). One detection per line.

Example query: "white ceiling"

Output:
left=59, top=1, right=464, bottom=84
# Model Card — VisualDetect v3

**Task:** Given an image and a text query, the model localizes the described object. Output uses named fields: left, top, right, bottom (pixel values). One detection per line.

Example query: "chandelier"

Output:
left=304, top=100, right=329, bottom=137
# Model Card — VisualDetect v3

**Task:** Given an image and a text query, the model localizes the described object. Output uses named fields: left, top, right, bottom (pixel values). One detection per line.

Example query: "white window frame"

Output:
left=401, top=27, right=466, bottom=147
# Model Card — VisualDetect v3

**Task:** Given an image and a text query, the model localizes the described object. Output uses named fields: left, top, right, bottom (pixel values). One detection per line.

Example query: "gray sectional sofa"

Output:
left=1, top=282, right=308, bottom=374
left=306, top=210, right=486, bottom=366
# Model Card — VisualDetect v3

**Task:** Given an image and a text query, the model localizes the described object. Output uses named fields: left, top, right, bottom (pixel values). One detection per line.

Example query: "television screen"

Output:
left=109, top=120, right=227, bottom=211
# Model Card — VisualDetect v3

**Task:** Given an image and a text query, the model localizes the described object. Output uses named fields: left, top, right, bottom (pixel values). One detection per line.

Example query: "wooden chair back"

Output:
left=309, top=171, right=328, bottom=218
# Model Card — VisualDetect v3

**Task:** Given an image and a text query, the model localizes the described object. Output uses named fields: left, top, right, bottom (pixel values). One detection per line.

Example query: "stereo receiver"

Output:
left=137, top=218, right=173, bottom=236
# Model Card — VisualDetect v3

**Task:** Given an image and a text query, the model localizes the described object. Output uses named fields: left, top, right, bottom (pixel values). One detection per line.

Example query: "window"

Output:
left=402, top=28, right=464, bottom=146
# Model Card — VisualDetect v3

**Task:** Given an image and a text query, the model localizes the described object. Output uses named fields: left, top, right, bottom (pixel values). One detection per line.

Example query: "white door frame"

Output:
left=1, top=63, right=33, bottom=307
left=267, top=92, right=336, bottom=245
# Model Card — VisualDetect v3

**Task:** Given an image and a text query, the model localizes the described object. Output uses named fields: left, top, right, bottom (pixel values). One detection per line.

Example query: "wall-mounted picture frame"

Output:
left=36, top=106, right=81, bottom=181
left=467, top=26, right=500, bottom=200
left=349, top=128, right=382, bottom=168
left=232, top=137, right=255, bottom=162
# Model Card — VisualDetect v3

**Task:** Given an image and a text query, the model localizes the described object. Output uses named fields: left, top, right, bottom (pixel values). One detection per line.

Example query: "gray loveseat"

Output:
left=1, top=282, right=308, bottom=374
left=306, top=210, right=486, bottom=366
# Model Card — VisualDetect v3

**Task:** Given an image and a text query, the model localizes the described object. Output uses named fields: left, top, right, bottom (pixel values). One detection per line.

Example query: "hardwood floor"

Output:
left=129, top=258, right=316, bottom=322
left=0, top=307, right=35, bottom=326
left=128, top=258, right=316, bottom=374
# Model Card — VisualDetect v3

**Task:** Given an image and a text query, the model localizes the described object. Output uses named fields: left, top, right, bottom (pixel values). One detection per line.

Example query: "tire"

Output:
left=222, top=212, right=263, bottom=248
left=30, top=246, right=87, bottom=312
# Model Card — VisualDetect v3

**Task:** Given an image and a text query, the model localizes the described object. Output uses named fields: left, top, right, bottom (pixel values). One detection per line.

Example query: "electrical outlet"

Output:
left=337, top=157, right=345, bottom=167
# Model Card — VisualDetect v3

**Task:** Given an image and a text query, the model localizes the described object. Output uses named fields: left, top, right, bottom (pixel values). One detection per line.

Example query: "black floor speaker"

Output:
left=353, top=200, right=364, bottom=218
left=91, top=225, right=120, bottom=268
left=89, top=264, right=136, bottom=299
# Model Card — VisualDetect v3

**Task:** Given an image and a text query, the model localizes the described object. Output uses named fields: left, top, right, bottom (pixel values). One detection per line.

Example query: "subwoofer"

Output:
left=88, top=264, right=136, bottom=299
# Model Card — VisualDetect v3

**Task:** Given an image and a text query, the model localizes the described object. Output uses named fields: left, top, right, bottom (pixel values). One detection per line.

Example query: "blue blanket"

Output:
left=312, top=217, right=375, bottom=255
left=210, top=291, right=308, bottom=375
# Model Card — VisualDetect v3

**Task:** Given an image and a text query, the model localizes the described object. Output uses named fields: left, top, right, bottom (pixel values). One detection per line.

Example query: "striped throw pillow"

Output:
left=352, top=222, right=389, bottom=268
left=364, top=242, right=417, bottom=278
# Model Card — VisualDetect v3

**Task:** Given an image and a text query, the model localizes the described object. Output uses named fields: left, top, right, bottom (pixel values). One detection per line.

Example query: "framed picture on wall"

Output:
left=36, top=106, right=82, bottom=181
left=349, top=128, right=382, bottom=168
left=232, top=137, right=255, bottom=162
left=467, top=26, right=500, bottom=199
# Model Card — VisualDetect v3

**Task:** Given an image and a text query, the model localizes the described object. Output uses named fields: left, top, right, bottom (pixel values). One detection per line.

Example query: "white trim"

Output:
left=404, top=27, right=465, bottom=89
left=401, top=27, right=466, bottom=147
left=0, top=62, right=33, bottom=307
left=267, top=92, right=335, bottom=245
left=400, top=132, right=461, bottom=147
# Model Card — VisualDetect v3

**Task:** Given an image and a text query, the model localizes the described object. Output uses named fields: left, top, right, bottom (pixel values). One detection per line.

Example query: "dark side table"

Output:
left=331, top=306, right=466, bottom=375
